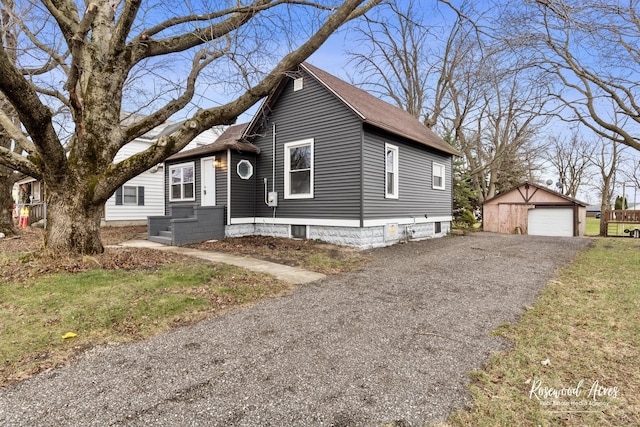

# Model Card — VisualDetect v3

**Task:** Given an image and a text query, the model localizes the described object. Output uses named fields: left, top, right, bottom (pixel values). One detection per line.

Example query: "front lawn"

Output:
left=0, top=259, right=291, bottom=386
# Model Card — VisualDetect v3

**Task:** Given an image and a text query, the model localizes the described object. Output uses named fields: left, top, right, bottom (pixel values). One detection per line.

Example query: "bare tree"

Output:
left=591, top=138, right=625, bottom=235
left=545, top=131, right=595, bottom=199
left=462, top=55, right=550, bottom=201
left=0, top=0, right=19, bottom=236
left=348, top=0, right=549, bottom=204
left=621, top=157, right=640, bottom=208
left=347, top=0, right=449, bottom=127
left=0, top=0, right=380, bottom=254
left=508, top=0, right=640, bottom=152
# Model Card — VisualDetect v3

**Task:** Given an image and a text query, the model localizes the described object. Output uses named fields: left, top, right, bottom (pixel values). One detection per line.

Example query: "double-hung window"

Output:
left=385, top=143, right=399, bottom=198
left=115, top=185, right=145, bottom=206
left=169, top=162, right=195, bottom=201
left=433, top=162, right=445, bottom=190
left=123, top=186, right=139, bottom=205
left=284, top=139, right=314, bottom=199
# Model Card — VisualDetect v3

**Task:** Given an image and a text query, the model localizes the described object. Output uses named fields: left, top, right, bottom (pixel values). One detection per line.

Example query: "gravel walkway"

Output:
left=0, top=233, right=589, bottom=426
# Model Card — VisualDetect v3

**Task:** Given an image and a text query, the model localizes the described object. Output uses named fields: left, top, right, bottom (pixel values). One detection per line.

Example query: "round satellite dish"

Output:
left=546, top=179, right=553, bottom=186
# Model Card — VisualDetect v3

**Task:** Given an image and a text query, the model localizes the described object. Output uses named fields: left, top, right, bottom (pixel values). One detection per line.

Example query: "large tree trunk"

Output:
left=44, top=186, right=104, bottom=255
left=599, top=181, right=612, bottom=237
left=0, top=165, right=17, bottom=236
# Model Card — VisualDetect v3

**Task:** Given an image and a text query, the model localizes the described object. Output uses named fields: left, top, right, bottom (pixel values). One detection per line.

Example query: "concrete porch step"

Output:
left=148, top=235, right=172, bottom=245
left=158, top=230, right=172, bottom=238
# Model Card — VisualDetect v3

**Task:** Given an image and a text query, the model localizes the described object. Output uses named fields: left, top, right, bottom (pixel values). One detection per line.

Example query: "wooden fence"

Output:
left=603, top=210, right=640, bottom=236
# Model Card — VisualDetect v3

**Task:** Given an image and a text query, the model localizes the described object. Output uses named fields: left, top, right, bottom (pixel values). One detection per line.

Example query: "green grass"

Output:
left=444, top=238, right=640, bottom=426
left=0, top=262, right=290, bottom=385
left=585, top=217, right=600, bottom=236
left=585, top=216, right=640, bottom=237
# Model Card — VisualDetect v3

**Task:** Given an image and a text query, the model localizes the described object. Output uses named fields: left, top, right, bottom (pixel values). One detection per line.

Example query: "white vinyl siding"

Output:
left=284, top=139, right=314, bottom=199
left=105, top=127, right=222, bottom=222
left=385, top=143, right=399, bottom=199
left=104, top=171, right=163, bottom=221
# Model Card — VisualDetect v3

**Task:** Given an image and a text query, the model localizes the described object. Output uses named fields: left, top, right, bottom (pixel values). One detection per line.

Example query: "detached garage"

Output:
left=483, top=182, right=587, bottom=237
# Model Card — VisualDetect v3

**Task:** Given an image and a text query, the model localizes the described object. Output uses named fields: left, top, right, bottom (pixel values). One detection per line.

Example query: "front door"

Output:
left=201, top=157, right=216, bottom=206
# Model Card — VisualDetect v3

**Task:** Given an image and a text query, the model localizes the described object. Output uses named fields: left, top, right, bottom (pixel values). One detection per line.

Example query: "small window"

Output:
left=32, top=182, right=41, bottom=201
left=236, top=159, right=253, bottom=180
left=293, top=77, right=304, bottom=91
left=123, top=186, right=138, bottom=205
left=284, top=139, right=314, bottom=199
left=433, top=162, right=445, bottom=190
left=169, top=162, right=195, bottom=201
left=115, top=185, right=144, bottom=206
left=385, top=143, right=399, bottom=199
left=291, top=225, right=307, bottom=239
left=435, top=222, right=442, bottom=234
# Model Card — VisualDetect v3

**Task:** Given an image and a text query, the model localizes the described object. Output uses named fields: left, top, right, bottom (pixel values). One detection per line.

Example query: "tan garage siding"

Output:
left=483, top=182, right=588, bottom=237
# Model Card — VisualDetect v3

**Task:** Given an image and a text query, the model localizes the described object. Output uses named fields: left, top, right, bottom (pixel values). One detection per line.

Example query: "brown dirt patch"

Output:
left=1, top=226, right=369, bottom=279
left=0, top=226, right=198, bottom=283
left=188, top=235, right=370, bottom=274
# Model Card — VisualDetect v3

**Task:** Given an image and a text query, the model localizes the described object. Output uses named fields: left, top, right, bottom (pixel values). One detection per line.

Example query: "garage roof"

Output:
left=483, top=182, right=588, bottom=206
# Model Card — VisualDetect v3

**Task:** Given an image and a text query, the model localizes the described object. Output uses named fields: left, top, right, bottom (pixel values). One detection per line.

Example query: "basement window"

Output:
left=291, top=225, right=307, bottom=239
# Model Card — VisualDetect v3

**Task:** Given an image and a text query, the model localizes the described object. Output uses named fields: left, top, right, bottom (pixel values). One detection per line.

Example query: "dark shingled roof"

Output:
left=167, top=123, right=259, bottom=161
left=247, top=62, right=459, bottom=156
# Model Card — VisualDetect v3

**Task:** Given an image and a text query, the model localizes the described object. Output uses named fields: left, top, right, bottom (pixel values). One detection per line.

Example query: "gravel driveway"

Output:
left=0, top=233, right=589, bottom=426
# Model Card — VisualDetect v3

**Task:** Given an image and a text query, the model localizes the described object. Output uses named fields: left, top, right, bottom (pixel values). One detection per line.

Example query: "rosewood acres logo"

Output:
left=528, top=378, right=621, bottom=411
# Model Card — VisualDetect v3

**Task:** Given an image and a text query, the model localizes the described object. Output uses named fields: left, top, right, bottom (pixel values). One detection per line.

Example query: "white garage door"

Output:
left=528, top=208, right=574, bottom=237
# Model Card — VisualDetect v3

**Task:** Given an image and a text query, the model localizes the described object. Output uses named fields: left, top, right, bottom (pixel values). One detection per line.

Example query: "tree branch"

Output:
left=0, top=42, right=65, bottom=174
left=110, top=0, right=142, bottom=56
left=39, top=0, right=79, bottom=44
left=96, top=0, right=380, bottom=200
left=117, top=39, right=230, bottom=155
left=0, top=145, right=40, bottom=179
left=65, top=2, right=99, bottom=112
left=0, top=109, right=36, bottom=154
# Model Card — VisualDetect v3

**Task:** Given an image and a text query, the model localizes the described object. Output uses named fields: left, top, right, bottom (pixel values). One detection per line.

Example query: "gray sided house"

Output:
left=149, top=62, right=459, bottom=248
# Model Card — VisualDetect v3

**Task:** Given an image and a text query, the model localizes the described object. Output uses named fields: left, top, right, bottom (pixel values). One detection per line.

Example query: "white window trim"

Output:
left=284, top=138, right=314, bottom=199
left=236, top=159, right=254, bottom=180
left=122, top=185, right=139, bottom=205
left=169, top=161, right=196, bottom=202
left=385, top=143, right=399, bottom=199
left=433, top=161, right=446, bottom=190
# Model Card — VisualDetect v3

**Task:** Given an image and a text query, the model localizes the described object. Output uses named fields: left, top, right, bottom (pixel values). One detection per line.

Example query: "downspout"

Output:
left=226, top=149, right=231, bottom=226
left=272, top=123, right=277, bottom=234
left=272, top=123, right=276, bottom=193
left=359, top=126, right=364, bottom=228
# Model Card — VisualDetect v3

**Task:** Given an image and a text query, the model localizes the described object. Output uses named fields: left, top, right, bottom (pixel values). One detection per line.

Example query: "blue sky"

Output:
left=121, top=0, right=640, bottom=203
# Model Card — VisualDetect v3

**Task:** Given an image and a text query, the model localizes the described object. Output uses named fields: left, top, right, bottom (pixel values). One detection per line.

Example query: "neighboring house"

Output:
left=151, top=62, right=459, bottom=248
left=483, top=182, right=587, bottom=237
left=14, top=175, right=44, bottom=205
left=103, top=117, right=223, bottom=225
left=12, top=174, right=46, bottom=225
